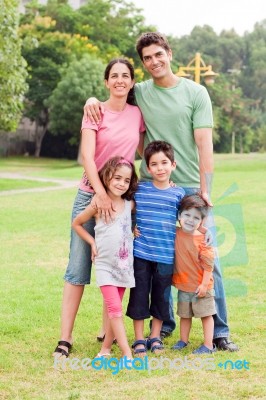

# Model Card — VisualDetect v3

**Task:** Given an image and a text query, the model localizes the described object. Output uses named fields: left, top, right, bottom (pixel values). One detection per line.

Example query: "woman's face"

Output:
left=105, top=63, right=134, bottom=97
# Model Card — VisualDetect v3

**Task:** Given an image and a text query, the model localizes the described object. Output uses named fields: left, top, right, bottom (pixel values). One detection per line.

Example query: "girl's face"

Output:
left=105, top=63, right=134, bottom=97
left=179, top=207, right=203, bottom=233
left=107, top=165, right=132, bottom=198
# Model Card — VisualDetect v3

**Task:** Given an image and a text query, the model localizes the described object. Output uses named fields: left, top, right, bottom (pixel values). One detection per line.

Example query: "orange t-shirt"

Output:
left=172, top=227, right=214, bottom=292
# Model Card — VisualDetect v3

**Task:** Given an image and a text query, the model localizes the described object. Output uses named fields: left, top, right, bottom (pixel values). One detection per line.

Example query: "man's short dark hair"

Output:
left=136, top=32, right=171, bottom=61
left=144, top=140, right=174, bottom=166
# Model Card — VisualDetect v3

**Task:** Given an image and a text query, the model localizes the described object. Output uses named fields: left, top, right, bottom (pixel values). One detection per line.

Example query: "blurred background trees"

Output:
left=1, top=0, right=265, bottom=157
left=0, top=0, right=28, bottom=131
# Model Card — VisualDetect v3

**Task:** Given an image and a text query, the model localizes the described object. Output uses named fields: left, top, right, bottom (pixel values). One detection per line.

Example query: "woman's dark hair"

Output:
left=99, top=156, right=138, bottom=200
left=104, top=58, right=135, bottom=105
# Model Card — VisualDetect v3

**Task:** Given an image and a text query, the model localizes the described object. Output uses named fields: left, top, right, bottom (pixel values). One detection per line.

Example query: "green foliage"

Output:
left=47, top=54, right=107, bottom=145
left=76, top=0, right=156, bottom=64
left=16, top=1, right=266, bottom=156
left=0, top=0, right=28, bottom=131
left=208, top=75, right=255, bottom=153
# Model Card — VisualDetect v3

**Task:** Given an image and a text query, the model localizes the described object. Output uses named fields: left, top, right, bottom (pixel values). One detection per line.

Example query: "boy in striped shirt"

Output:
left=126, top=140, right=185, bottom=355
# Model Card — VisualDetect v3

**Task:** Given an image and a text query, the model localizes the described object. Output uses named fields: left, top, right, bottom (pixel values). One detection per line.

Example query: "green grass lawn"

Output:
left=0, top=154, right=265, bottom=400
left=0, top=179, right=58, bottom=191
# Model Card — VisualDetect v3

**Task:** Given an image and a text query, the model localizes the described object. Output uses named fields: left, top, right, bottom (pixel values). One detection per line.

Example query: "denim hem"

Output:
left=64, top=277, right=90, bottom=285
left=213, top=334, right=229, bottom=340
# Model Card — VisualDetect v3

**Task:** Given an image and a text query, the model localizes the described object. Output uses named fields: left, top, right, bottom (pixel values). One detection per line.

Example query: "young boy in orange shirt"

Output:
left=172, top=193, right=216, bottom=354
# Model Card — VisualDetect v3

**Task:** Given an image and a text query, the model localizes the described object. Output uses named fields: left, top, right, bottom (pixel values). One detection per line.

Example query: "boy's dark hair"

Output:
left=144, top=140, right=175, bottom=166
left=104, top=58, right=135, bottom=105
left=179, top=193, right=209, bottom=219
left=98, top=156, right=138, bottom=200
left=136, top=32, right=171, bottom=61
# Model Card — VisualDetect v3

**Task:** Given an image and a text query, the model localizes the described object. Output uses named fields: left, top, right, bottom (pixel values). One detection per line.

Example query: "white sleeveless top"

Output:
left=94, top=200, right=135, bottom=288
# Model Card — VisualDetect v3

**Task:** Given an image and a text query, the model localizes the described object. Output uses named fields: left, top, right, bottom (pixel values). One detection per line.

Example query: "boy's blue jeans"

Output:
left=161, top=187, right=230, bottom=339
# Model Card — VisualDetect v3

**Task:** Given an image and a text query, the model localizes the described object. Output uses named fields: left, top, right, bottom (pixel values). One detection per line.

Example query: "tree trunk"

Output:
left=34, top=110, right=49, bottom=157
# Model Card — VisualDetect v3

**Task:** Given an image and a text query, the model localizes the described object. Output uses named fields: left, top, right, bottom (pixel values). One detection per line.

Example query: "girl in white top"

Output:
left=72, top=156, right=138, bottom=359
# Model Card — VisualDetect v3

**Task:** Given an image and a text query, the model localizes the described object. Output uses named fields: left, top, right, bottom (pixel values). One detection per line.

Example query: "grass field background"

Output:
left=0, top=154, right=265, bottom=399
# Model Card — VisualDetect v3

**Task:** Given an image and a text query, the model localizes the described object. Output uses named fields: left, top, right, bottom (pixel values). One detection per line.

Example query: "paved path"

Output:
left=0, top=172, right=78, bottom=196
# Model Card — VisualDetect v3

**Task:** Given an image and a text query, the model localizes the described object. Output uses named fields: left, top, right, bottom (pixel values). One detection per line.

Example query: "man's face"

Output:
left=141, top=44, right=172, bottom=81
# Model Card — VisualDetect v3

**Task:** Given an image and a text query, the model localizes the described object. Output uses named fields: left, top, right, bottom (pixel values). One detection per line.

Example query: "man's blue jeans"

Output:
left=161, top=187, right=230, bottom=339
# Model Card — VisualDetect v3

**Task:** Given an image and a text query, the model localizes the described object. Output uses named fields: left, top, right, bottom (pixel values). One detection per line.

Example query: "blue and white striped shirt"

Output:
left=134, top=182, right=185, bottom=264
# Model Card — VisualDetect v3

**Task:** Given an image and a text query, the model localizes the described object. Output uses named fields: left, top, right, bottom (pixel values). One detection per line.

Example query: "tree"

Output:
left=20, top=14, right=99, bottom=156
left=208, top=75, right=255, bottom=153
left=47, top=54, right=107, bottom=156
left=0, top=0, right=28, bottom=131
left=76, top=0, right=156, bottom=65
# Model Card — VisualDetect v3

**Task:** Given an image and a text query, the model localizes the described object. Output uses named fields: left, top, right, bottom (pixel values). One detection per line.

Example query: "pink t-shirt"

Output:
left=79, top=104, right=145, bottom=192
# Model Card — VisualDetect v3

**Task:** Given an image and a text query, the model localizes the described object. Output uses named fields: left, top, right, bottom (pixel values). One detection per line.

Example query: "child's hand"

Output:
left=169, top=180, right=176, bottom=187
left=91, top=243, right=98, bottom=262
left=195, top=284, right=207, bottom=298
left=133, top=225, right=141, bottom=238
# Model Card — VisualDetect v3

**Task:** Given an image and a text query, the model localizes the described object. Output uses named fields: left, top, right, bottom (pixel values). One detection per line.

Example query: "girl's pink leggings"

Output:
left=100, top=285, right=126, bottom=319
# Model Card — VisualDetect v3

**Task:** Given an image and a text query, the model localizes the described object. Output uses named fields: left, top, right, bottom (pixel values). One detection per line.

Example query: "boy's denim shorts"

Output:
left=64, top=189, right=95, bottom=285
left=177, top=289, right=216, bottom=318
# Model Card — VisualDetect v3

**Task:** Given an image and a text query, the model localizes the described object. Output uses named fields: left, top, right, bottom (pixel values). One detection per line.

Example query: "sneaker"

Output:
left=213, top=337, right=239, bottom=352
left=172, top=340, right=189, bottom=350
left=160, top=331, right=172, bottom=340
left=192, top=344, right=217, bottom=354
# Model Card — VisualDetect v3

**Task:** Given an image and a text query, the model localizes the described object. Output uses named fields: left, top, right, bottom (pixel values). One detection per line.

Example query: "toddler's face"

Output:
left=179, top=207, right=202, bottom=233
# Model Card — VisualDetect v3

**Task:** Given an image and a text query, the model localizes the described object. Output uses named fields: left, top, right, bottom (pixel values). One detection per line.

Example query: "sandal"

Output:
left=97, top=334, right=117, bottom=345
left=53, top=340, right=72, bottom=358
left=132, top=339, right=147, bottom=355
left=147, top=337, right=164, bottom=353
left=97, top=334, right=105, bottom=342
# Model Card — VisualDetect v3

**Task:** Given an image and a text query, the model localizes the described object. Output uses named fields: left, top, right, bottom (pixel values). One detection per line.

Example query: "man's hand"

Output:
left=201, top=191, right=213, bottom=207
left=91, top=192, right=116, bottom=223
left=204, top=228, right=213, bottom=246
left=83, top=98, right=104, bottom=124
left=195, top=284, right=208, bottom=298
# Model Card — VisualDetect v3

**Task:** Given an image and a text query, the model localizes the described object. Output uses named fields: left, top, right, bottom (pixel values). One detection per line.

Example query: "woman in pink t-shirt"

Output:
left=53, top=58, right=145, bottom=358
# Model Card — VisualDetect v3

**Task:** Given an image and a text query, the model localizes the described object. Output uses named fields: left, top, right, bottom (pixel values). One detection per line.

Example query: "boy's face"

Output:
left=179, top=208, right=203, bottom=233
left=141, top=44, right=172, bottom=82
left=147, top=151, right=176, bottom=186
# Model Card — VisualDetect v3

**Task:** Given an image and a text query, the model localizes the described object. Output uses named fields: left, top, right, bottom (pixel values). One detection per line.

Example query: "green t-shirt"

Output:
left=135, top=77, right=213, bottom=187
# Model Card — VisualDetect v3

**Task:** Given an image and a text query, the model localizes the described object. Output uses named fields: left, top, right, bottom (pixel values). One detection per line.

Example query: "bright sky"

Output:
left=132, top=0, right=265, bottom=37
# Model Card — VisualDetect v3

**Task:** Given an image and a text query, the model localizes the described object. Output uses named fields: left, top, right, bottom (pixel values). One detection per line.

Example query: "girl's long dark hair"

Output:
left=104, top=58, right=135, bottom=105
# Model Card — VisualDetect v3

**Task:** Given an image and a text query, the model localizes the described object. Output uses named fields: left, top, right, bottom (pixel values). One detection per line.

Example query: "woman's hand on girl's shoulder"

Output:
left=92, top=192, right=116, bottom=223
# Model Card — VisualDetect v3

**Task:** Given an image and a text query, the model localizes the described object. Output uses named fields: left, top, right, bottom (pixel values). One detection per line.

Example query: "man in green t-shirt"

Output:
left=84, top=32, right=238, bottom=352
